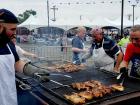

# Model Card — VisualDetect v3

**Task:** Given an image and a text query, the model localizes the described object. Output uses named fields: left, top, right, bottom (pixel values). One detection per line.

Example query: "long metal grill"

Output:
left=16, top=66, right=140, bottom=105
left=38, top=68, right=140, bottom=105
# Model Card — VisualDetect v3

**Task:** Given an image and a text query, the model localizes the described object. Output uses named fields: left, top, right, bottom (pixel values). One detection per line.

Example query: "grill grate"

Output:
left=17, top=66, right=140, bottom=105
left=39, top=68, right=140, bottom=105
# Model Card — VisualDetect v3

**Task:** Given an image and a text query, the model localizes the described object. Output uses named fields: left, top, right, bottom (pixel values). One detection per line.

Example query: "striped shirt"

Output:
left=89, top=37, right=120, bottom=59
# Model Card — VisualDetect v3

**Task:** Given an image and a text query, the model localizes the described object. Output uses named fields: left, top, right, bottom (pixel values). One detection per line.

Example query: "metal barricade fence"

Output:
left=18, top=44, right=93, bottom=65
left=18, top=44, right=72, bottom=61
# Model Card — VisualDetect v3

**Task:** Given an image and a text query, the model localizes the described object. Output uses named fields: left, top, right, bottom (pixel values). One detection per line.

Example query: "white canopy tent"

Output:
left=68, top=18, right=93, bottom=27
left=50, top=17, right=114, bottom=30
left=134, top=18, right=140, bottom=25
left=18, top=15, right=134, bottom=31
left=18, top=15, right=48, bottom=30
left=106, top=16, right=133, bottom=26
left=18, top=15, right=94, bottom=31
left=49, top=18, right=76, bottom=30
left=91, top=17, right=115, bottom=27
left=18, top=15, right=79, bottom=30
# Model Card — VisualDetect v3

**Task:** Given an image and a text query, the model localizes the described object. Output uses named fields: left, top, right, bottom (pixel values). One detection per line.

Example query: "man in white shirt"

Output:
left=11, top=36, right=37, bottom=62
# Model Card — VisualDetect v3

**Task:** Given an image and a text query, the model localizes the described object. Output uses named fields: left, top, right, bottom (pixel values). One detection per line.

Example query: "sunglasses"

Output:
left=130, top=37, right=140, bottom=41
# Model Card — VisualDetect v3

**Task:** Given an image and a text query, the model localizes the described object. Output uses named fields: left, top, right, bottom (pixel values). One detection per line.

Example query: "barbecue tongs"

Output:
left=34, top=73, right=70, bottom=87
left=30, top=63, right=72, bottom=78
left=116, top=67, right=128, bottom=86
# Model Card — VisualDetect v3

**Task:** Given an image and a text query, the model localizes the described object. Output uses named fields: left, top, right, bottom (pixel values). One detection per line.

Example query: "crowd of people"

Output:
left=0, top=8, right=140, bottom=105
left=72, top=25, right=140, bottom=80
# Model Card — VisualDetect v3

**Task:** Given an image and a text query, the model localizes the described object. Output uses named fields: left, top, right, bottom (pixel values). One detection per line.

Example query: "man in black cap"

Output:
left=0, top=9, right=49, bottom=105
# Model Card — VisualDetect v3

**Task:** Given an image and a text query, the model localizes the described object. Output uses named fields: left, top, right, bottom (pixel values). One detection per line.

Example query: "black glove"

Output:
left=120, top=67, right=128, bottom=76
left=34, top=73, right=50, bottom=82
left=117, top=67, right=128, bottom=84
left=23, top=62, right=50, bottom=77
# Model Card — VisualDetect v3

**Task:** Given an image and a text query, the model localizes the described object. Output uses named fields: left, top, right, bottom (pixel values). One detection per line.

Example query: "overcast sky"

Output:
left=1, top=0, right=140, bottom=21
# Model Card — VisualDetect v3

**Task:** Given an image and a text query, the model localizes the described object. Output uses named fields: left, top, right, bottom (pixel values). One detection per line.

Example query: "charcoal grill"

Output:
left=16, top=66, right=140, bottom=105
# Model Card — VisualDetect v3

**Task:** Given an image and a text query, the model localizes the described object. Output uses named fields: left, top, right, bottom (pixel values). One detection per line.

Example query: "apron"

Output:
left=129, top=55, right=140, bottom=79
left=79, top=42, right=86, bottom=63
left=92, top=39, right=114, bottom=71
left=0, top=44, right=17, bottom=105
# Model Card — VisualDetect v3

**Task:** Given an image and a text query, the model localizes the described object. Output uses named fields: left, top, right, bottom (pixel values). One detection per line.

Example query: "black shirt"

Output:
left=0, top=42, right=19, bottom=62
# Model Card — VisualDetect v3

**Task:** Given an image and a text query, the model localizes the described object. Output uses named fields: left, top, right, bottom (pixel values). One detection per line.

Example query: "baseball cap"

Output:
left=0, top=9, right=19, bottom=23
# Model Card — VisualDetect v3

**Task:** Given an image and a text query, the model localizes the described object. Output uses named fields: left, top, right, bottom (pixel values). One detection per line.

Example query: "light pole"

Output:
left=130, top=0, right=140, bottom=26
left=47, top=0, right=50, bottom=27
left=132, top=4, right=136, bottom=26
left=51, top=5, right=58, bottom=22
left=121, top=0, right=124, bottom=38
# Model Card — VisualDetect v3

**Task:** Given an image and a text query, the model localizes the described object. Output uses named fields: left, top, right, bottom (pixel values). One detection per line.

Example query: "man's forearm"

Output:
left=72, top=47, right=84, bottom=53
left=15, top=60, right=26, bottom=73
left=23, top=51, right=36, bottom=57
left=114, top=52, right=123, bottom=71
left=15, top=61, right=49, bottom=77
left=119, top=61, right=129, bottom=69
left=82, top=52, right=92, bottom=60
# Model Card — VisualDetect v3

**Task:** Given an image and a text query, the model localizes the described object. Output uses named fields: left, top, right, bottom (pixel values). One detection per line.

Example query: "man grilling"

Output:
left=0, top=9, right=49, bottom=105
left=82, top=27, right=123, bottom=72
left=119, top=25, right=140, bottom=79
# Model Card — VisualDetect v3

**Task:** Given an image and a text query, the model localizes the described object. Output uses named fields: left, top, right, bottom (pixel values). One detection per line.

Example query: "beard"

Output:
left=0, top=28, right=11, bottom=46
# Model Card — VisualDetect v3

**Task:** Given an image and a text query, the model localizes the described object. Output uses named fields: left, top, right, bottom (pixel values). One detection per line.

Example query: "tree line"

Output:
left=17, top=9, right=36, bottom=24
